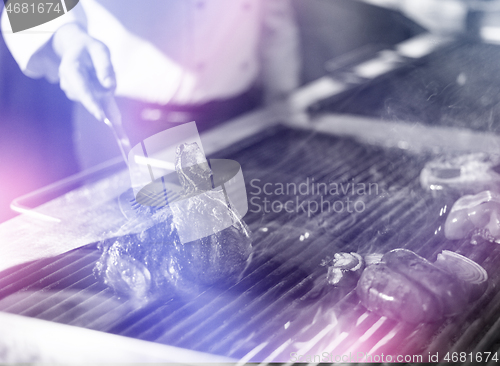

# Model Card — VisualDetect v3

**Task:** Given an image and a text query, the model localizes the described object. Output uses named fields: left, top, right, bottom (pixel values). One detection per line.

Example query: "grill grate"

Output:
left=1, top=125, right=500, bottom=363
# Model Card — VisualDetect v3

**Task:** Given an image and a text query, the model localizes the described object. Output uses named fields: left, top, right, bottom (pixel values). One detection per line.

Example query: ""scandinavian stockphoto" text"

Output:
left=249, top=178, right=379, bottom=217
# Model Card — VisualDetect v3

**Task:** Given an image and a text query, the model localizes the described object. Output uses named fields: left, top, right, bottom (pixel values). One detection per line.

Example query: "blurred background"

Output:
left=0, top=17, right=77, bottom=223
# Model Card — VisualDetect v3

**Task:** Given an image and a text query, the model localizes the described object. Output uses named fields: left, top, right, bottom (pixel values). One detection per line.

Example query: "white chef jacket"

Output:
left=2, top=0, right=300, bottom=105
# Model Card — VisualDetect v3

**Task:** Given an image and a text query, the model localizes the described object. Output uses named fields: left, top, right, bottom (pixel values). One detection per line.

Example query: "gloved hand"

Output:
left=52, top=23, right=116, bottom=121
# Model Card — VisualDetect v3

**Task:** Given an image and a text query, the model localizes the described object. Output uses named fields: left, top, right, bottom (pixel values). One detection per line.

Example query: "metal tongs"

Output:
left=100, top=96, right=131, bottom=166
left=100, top=97, right=148, bottom=219
left=100, top=97, right=181, bottom=219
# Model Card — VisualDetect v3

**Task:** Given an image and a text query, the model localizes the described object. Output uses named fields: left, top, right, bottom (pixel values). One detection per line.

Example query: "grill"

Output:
left=2, top=124, right=500, bottom=363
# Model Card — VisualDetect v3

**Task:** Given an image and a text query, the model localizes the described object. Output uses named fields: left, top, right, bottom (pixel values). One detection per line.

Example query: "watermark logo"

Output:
left=249, top=178, right=378, bottom=217
left=4, top=0, right=79, bottom=33
left=128, top=122, right=248, bottom=245
left=290, top=351, right=425, bottom=363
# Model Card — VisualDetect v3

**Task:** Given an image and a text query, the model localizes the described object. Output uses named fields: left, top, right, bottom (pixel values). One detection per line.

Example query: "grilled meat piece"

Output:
left=95, top=142, right=252, bottom=301
left=357, top=249, right=487, bottom=323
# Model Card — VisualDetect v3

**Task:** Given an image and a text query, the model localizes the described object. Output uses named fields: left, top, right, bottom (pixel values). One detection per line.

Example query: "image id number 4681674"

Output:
left=444, top=352, right=498, bottom=363
left=5, top=2, right=62, bottom=14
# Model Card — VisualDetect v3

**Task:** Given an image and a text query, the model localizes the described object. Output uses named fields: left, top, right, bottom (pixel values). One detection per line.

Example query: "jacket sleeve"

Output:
left=259, top=0, right=301, bottom=102
left=1, top=1, right=86, bottom=81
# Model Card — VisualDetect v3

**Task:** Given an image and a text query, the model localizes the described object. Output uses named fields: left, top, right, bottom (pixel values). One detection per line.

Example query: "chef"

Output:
left=2, top=0, right=472, bottom=170
left=2, top=0, right=300, bottom=169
